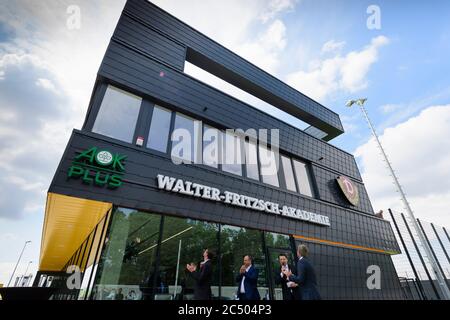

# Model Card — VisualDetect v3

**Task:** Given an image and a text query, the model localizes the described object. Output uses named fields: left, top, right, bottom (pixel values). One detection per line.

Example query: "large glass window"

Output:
left=93, top=208, right=294, bottom=301
left=92, top=85, right=142, bottom=143
left=293, top=159, right=314, bottom=197
left=93, top=208, right=162, bottom=300
left=281, top=156, right=297, bottom=192
left=264, top=232, right=294, bottom=300
left=245, top=140, right=259, bottom=181
left=203, top=125, right=220, bottom=168
left=264, top=232, right=291, bottom=249
left=157, top=216, right=220, bottom=300
left=221, top=226, right=269, bottom=300
left=171, top=113, right=201, bottom=164
left=259, top=145, right=279, bottom=187
left=147, top=105, right=172, bottom=152
left=222, top=131, right=243, bottom=176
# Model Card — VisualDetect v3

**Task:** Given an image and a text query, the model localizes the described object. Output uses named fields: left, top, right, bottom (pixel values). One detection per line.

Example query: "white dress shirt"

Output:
left=200, top=259, right=210, bottom=266
left=280, top=264, right=289, bottom=278
left=287, top=257, right=303, bottom=285
left=240, top=265, right=251, bottom=293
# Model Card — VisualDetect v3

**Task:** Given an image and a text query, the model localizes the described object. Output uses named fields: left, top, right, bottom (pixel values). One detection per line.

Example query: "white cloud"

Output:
left=380, top=103, right=402, bottom=114
left=0, top=233, right=18, bottom=241
left=377, top=86, right=450, bottom=132
left=321, top=40, right=346, bottom=55
left=0, top=1, right=126, bottom=116
left=152, top=0, right=292, bottom=74
left=152, top=0, right=264, bottom=49
left=35, top=78, right=57, bottom=93
left=260, top=0, right=298, bottom=23
left=340, top=113, right=361, bottom=134
left=0, top=1, right=127, bottom=220
left=236, top=19, right=287, bottom=73
left=261, top=19, right=287, bottom=51
left=0, top=53, right=47, bottom=74
left=0, top=52, right=70, bottom=219
left=355, top=105, right=450, bottom=227
left=286, top=36, right=389, bottom=101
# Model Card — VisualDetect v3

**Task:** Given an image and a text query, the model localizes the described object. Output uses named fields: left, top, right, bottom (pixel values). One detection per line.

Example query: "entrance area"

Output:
left=88, top=207, right=296, bottom=300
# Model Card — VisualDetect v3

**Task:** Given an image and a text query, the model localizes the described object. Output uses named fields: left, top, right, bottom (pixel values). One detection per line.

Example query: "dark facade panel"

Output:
left=50, top=131, right=400, bottom=254
left=113, top=14, right=186, bottom=70
left=119, top=0, right=343, bottom=140
left=297, top=241, right=404, bottom=300
left=97, top=41, right=363, bottom=181
left=312, top=165, right=374, bottom=215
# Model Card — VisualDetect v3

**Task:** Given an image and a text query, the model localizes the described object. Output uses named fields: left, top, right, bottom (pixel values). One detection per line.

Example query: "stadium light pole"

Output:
left=7, top=240, right=31, bottom=287
left=346, top=98, right=450, bottom=300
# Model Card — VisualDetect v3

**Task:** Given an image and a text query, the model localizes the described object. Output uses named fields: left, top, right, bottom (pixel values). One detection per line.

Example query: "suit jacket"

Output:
left=289, top=257, right=321, bottom=300
left=274, top=263, right=299, bottom=300
left=189, top=260, right=213, bottom=300
left=236, top=265, right=261, bottom=300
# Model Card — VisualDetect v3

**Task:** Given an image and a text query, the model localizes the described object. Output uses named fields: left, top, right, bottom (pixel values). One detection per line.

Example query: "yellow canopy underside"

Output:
left=39, top=193, right=112, bottom=271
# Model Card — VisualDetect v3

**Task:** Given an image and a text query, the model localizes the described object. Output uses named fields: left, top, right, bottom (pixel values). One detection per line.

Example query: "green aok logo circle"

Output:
left=95, top=150, right=113, bottom=166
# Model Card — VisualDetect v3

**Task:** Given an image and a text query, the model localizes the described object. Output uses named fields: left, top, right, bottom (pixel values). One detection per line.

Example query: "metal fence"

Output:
left=387, top=209, right=450, bottom=300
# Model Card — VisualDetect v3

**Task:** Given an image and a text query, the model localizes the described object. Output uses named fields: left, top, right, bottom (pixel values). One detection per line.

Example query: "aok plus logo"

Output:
left=336, top=175, right=359, bottom=206
left=67, top=147, right=126, bottom=188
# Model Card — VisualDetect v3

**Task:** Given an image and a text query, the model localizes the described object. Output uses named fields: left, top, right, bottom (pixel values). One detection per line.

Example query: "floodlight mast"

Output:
left=346, top=98, right=450, bottom=300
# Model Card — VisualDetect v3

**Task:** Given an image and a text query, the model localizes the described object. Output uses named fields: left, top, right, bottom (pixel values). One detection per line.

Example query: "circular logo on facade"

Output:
left=95, top=150, right=113, bottom=166
left=336, top=175, right=359, bottom=206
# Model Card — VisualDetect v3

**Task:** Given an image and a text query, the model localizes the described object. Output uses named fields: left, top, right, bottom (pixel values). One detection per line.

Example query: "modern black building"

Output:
left=36, top=0, right=404, bottom=300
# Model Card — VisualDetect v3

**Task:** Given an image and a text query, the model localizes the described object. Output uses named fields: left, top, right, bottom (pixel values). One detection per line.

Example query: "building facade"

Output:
left=36, top=0, right=404, bottom=300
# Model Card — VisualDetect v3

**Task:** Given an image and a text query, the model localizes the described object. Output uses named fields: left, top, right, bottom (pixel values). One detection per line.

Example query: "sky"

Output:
left=1, top=0, right=450, bottom=286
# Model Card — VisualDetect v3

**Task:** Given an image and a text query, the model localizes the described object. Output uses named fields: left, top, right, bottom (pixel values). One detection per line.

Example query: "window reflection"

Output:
left=293, top=160, right=313, bottom=197
left=92, top=88, right=315, bottom=197
left=92, top=208, right=290, bottom=300
left=281, top=156, right=297, bottom=192
left=92, top=85, right=142, bottom=143
left=222, top=131, right=243, bottom=176
left=264, top=232, right=294, bottom=300
left=259, top=145, right=279, bottom=187
left=147, top=105, right=172, bottom=152
left=245, top=140, right=259, bottom=181
left=203, top=125, right=220, bottom=168
left=93, top=208, right=161, bottom=300
left=221, top=226, right=269, bottom=300
left=157, top=217, right=219, bottom=300
left=171, top=113, right=201, bottom=164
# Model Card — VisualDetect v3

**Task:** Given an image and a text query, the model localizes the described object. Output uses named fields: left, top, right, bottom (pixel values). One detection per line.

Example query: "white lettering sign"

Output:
left=156, top=174, right=330, bottom=227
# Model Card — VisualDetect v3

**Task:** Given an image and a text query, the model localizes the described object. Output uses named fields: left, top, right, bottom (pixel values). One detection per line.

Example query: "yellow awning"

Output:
left=39, top=193, right=112, bottom=271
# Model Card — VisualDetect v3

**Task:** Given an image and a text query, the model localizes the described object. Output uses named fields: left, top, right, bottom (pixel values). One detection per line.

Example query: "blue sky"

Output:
left=1, top=0, right=450, bottom=285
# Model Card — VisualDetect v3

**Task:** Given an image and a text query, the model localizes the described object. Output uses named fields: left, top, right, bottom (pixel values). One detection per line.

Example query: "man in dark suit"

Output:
left=186, top=249, right=213, bottom=300
left=283, top=244, right=321, bottom=300
left=236, top=255, right=260, bottom=300
left=274, top=253, right=299, bottom=300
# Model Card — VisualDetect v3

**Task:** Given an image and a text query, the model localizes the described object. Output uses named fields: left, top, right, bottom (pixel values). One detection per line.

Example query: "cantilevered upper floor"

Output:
left=86, top=0, right=344, bottom=142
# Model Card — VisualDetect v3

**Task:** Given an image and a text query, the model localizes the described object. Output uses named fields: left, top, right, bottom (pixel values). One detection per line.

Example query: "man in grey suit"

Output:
left=283, top=244, right=321, bottom=300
